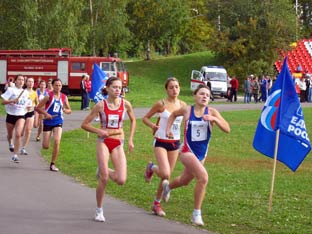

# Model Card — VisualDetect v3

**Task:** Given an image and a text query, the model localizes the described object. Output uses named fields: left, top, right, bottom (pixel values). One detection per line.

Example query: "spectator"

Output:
left=229, top=76, right=239, bottom=102
left=244, top=76, right=252, bottom=103
left=260, top=76, right=268, bottom=102
left=307, top=75, right=312, bottom=102
left=80, top=74, right=90, bottom=110
left=85, top=74, right=92, bottom=109
left=251, top=76, right=260, bottom=103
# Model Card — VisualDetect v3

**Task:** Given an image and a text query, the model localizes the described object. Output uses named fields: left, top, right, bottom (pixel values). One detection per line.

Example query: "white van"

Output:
left=190, top=66, right=229, bottom=97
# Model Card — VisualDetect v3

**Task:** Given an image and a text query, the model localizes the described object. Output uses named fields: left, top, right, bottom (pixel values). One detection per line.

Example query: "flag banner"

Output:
left=253, top=58, right=311, bottom=171
left=89, top=63, right=108, bottom=103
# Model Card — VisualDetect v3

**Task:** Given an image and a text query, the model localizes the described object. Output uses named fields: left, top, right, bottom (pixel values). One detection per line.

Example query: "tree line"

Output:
left=1, top=0, right=311, bottom=77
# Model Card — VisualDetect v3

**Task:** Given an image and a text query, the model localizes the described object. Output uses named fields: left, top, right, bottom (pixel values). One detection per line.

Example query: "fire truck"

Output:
left=0, top=48, right=129, bottom=95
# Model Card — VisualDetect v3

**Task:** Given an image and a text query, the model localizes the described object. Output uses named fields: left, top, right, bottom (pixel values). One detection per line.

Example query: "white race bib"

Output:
left=108, top=114, right=119, bottom=128
left=53, top=103, right=61, bottom=113
left=191, top=121, right=208, bottom=141
left=171, top=117, right=182, bottom=138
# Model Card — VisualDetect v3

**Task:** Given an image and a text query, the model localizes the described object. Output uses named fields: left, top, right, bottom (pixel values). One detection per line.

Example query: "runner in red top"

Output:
left=81, top=76, right=136, bottom=222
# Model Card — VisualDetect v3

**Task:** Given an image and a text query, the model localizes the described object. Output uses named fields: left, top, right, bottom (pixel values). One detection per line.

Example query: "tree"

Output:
left=88, top=0, right=130, bottom=57
left=127, top=0, right=191, bottom=59
left=207, top=0, right=297, bottom=78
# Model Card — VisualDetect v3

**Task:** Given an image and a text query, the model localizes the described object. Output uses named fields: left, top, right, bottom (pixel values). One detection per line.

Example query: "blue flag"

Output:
left=89, top=63, right=108, bottom=103
left=253, top=58, right=311, bottom=171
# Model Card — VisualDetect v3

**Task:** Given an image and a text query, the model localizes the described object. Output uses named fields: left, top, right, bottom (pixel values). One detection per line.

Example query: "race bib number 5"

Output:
left=191, top=121, right=208, bottom=141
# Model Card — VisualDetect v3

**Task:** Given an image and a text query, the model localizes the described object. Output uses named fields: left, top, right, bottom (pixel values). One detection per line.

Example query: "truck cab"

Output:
left=191, top=66, right=229, bottom=98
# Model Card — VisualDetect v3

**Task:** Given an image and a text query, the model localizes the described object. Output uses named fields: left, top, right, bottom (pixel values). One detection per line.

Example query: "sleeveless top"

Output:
left=27, top=89, right=37, bottom=112
left=154, top=109, right=183, bottom=141
left=100, top=98, right=126, bottom=129
left=37, top=89, right=48, bottom=102
left=181, top=106, right=211, bottom=161
left=43, top=92, right=66, bottom=126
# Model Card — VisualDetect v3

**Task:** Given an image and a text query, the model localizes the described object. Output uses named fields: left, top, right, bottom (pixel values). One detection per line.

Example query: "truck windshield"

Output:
left=205, top=72, right=227, bottom=81
left=101, top=62, right=115, bottom=72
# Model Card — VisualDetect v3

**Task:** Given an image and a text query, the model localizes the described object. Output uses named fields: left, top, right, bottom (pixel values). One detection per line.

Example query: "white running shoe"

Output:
left=162, top=179, right=170, bottom=202
left=20, top=148, right=28, bottom=155
left=95, top=209, right=105, bottom=222
left=9, top=144, right=14, bottom=152
left=11, top=155, right=20, bottom=163
left=191, top=214, right=204, bottom=226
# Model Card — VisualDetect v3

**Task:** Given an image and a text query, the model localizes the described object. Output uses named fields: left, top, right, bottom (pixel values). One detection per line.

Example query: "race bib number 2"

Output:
left=108, top=114, right=119, bottom=128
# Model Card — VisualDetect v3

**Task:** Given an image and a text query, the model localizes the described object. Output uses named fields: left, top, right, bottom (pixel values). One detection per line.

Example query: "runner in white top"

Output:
left=142, top=77, right=186, bottom=217
left=1, top=75, right=30, bottom=163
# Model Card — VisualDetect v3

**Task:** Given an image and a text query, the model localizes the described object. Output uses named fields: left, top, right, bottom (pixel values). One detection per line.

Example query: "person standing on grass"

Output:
left=142, top=77, right=186, bottom=217
left=35, top=79, right=71, bottom=172
left=163, top=84, right=230, bottom=226
left=229, top=76, right=239, bottom=102
left=1, top=75, right=30, bottom=163
left=34, top=80, right=48, bottom=141
left=20, top=77, right=38, bottom=155
left=80, top=74, right=90, bottom=110
left=81, top=76, right=136, bottom=222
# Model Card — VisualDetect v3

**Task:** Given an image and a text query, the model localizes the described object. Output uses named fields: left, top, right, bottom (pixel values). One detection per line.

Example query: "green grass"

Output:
left=125, top=51, right=225, bottom=107
left=42, top=108, right=312, bottom=234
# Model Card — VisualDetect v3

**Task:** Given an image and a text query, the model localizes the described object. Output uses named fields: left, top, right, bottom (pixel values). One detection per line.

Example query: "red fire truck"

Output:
left=0, top=48, right=129, bottom=95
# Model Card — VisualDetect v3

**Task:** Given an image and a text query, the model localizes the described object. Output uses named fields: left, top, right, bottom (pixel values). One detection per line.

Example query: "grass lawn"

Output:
left=42, top=108, right=312, bottom=234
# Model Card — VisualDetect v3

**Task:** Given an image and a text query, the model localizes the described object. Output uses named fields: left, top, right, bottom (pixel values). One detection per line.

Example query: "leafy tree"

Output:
left=207, top=0, right=296, bottom=79
left=127, top=0, right=191, bottom=59
left=0, top=0, right=40, bottom=49
left=88, top=0, right=130, bottom=57
left=294, top=0, right=312, bottom=38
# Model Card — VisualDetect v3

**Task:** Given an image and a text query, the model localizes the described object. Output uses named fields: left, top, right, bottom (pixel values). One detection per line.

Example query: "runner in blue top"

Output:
left=36, top=79, right=71, bottom=172
left=163, top=84, right=230, bottom=226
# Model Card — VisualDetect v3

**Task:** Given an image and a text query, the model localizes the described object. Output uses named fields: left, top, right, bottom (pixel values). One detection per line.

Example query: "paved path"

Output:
left=0, top=102, right=311, bottom=234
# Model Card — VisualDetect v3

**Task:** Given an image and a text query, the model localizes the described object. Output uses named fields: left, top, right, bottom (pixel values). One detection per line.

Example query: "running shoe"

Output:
left=36, top=136, right=40, bottom=142
left=11, top=155, right=20, bottom=163
left=152, top=202, right=166, bottom=217
left=50, top=163, right=59, bottom=172
left=9, top=144, right=14, bottom=152
left=144, top=162, right=154, bottom=183
left=191, top=214, right=204, bottom=226
left=95, top=209, right=105, bottom=222
left=20, top=148, right=28, bottom=155
left=162, top=179, right=170, bottom=202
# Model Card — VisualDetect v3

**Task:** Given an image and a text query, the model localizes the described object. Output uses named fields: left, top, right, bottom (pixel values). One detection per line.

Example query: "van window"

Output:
left=205, top=72, right=227, bottom=81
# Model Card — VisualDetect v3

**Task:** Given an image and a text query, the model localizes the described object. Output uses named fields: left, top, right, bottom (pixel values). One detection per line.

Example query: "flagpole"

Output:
left=268, top=129, right=280, bottom=212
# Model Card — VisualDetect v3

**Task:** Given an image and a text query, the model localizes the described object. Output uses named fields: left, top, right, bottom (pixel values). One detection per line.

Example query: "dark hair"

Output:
left=101, top=77, right=121, bottom=96
left=193, top=84, right=211, bottom=96
left=15, top=74, right=24, bottom=82
left=165, top=77, right=179, bottom=89
left=52, top=78, right=62, bottom=85
left=39, top=80, right=46, bottom=85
